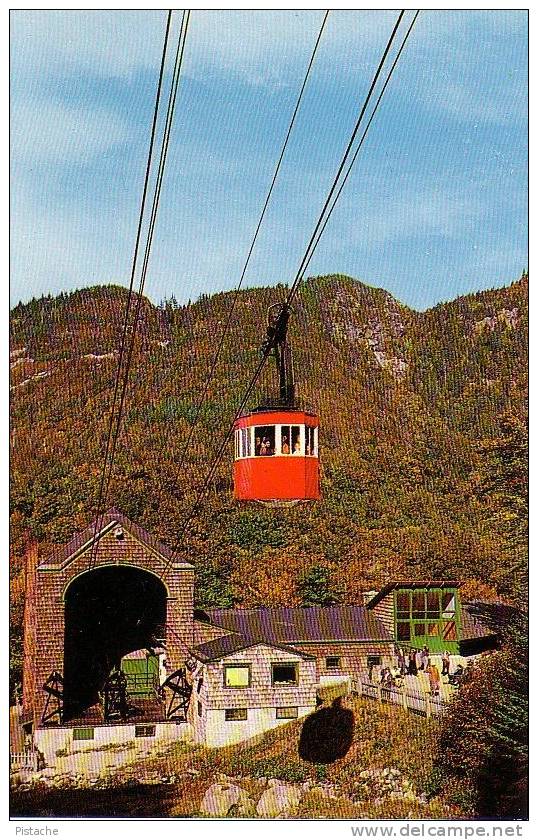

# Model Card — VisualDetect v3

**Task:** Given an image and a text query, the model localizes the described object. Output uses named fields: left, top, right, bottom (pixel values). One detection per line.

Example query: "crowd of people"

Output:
left=368, top=647, right=470, bottom=697
left=254, top=435, right=302, bottom=456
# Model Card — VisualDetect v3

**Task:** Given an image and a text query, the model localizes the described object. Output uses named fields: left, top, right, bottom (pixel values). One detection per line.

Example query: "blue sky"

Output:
left=10, top=9, right=527, bottom=311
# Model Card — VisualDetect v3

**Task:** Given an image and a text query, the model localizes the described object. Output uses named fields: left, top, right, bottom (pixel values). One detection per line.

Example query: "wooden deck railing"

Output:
left=10, top=750, right=39, bottom=771
left=351, top=678, right=450, bottom=719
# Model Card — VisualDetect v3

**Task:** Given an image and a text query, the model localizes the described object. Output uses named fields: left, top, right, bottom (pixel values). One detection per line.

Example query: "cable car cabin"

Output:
left=233, top=409, right=320, bottom=503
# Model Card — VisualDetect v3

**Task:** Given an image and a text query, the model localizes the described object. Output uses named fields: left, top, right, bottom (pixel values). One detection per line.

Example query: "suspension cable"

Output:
left=150, top=10, right=330, bottom=513
left=159, top=9, right=411, bottom=577
left=285, top=9, right=405, bottom=306
left=88, top=10, right=184, bottom=568
left=90, top=12, right=191, bottom=568
left=298, top=10, right=420, bottom=280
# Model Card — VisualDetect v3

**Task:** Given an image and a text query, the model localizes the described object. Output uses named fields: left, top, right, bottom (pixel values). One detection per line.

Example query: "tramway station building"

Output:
left=22, top=509, right=498, bottom=759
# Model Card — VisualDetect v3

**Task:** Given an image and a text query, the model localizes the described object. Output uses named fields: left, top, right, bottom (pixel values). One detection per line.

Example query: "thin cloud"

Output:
left=11, top=99, right=132, bottom=166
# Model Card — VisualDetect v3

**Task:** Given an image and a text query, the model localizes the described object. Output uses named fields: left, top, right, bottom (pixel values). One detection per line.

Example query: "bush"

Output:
left=434, top=613, right=528, bottom=818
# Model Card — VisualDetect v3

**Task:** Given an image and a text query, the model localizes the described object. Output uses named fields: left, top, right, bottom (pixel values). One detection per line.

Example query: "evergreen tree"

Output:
left=297, top=564, right=341, bottom=606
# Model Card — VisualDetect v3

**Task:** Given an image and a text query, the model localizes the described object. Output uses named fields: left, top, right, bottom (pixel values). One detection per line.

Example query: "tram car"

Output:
left=233, top=302, right=320, bottom=504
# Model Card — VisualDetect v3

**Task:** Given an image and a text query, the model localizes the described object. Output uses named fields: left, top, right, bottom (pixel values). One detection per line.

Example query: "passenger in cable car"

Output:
left=255, top=436, right=261, bottom=456
left=282, top=435, right=290, bottom=454
left=293, top=440, right=301, bottom=454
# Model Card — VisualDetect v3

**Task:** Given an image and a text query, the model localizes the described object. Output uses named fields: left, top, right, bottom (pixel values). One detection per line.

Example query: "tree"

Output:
left=433, top=612, right=528, bottom=818
left=297, top=564, right=341, bottom=606
left=476, top=412, right=528, bottom=599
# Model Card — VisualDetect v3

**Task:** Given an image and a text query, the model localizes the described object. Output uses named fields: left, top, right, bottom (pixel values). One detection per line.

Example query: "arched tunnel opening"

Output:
left=63, top=566, right=167, bottom=721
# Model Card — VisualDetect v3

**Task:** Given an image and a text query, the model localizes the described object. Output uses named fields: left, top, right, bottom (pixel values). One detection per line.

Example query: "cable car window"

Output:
left=280, top=425, right=300, bottom=455
left=305, top=426, right=316, bottom=456
left=240, top=427, right=251, bottom=458
left=254, top=426, right=275, bottom=456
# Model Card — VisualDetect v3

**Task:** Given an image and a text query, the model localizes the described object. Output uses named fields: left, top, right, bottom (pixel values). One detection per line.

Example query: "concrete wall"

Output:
left=34, top=720, right=193, bottom=767
left=201, top=705, right=314, bottom=749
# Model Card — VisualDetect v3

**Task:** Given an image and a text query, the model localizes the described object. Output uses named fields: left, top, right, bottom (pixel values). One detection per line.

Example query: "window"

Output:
left=197, top=701, right=202, bottom=717
left=276, top=706, right=298, bottom=719
left=272, top=663, right=298, bottom=686
left=412, top=591, right=426, bottom=618
left=305, top=426, right=316, bottom=456
left=396, top=622, right=411, bottom=641
left=240, top=427, right=251, bottom=458
left=395, top=588, right=460, bottom=651
left=280, top=425, right=300, bottom=455
left=325, top=656, right=341, bottom=669
left=135, top=725, right=156, bottom=738
left=254, top=426, right=275, bottom=456
left=441, top=592, right=456, bottom=618
left=367, top=655, right=381, bottom=668
left=73, top=727, right=94, bottom=741
left=426, top=591, right=440, bottom=618
left=224, top=665, right=251, bottom=688
left=396, top=591, right=410, bottom=618
left=225, top=708, right=248, bottom=721
left=442, top=621, right=457, bottom=641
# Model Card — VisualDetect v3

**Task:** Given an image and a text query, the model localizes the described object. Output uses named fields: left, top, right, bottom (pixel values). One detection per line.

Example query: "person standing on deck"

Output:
left=408, top=649, right=418, bottom=676
left=442, top=651, right=450, bottom=677
left=427, top=662, right=441, bottom=696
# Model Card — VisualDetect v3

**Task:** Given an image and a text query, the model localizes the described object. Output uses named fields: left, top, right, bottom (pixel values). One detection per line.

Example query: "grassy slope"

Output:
left=11, top=696, right=458, bottom=819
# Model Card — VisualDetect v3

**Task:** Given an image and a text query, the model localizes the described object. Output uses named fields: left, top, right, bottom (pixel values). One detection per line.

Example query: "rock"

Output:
left=200, top=783, right=253, bottom=818
left=256, top=782, right=302, bottom=818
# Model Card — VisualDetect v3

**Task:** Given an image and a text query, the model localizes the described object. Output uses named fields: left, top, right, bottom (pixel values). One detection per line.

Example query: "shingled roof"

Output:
left=460, top=601, right=518, bottom=640
left=194, top=632, right=316, bottom=662
left=203, top=604, right=392, bottom=645
left=38, top=507, right=193, bottom=571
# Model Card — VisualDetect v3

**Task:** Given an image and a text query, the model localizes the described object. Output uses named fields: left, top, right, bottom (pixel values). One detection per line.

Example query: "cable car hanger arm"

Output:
left=261, top=302, right=295, bottom=408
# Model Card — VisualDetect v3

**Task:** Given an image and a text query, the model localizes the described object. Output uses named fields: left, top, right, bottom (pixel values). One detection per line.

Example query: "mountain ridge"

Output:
left=10, top=273, right=528, bottom=615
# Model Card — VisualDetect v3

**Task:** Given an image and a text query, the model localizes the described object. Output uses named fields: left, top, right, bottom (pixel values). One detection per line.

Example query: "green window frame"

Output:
left=394, top=587, right=460, bottom=653
left=73, top=727, right=94, bottom=741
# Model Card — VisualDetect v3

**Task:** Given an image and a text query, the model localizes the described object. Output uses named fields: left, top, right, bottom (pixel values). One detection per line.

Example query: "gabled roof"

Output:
left=204, top=604, right=392, bottom=645
left=366, top=580, right=460, bottom=608
left=194, top=632, right=316, bottom=663
left=38, top=507, right=193, bottom=571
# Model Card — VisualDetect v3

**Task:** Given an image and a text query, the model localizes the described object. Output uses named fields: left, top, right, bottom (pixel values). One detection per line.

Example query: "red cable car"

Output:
left=233, top=303, right=320, bottom=504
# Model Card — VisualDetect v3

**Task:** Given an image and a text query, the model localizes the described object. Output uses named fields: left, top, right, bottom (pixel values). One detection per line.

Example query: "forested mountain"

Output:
left=10, top=273, right=528, bottom=632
